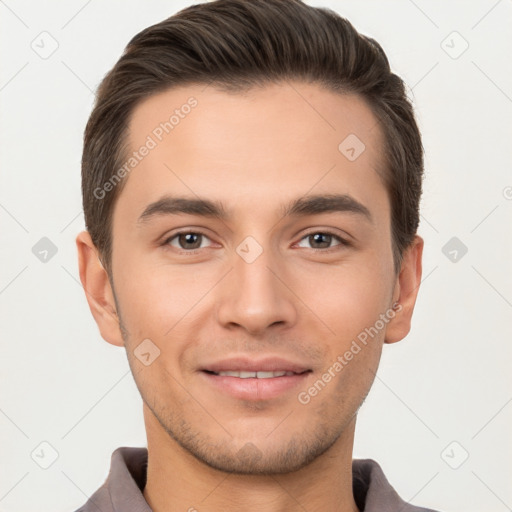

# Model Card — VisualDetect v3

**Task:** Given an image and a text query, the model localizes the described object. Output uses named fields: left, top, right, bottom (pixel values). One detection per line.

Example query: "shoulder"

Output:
left=71, top=483, right=113, bottom=512
left=70, top=446, right=148, bottom=512
left=352, top=458, right=444, bottom=512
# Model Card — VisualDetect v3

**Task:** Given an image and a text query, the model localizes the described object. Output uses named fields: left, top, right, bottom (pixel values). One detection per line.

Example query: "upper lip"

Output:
left=202, top=357, right=311, bottom=374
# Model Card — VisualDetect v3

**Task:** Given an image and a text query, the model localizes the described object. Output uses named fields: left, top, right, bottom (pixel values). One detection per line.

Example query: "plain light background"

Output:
left=1, top=1, right=511, bottom=511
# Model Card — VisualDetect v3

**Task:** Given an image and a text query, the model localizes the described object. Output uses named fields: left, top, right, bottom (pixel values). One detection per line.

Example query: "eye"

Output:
left=165, top=231, right=213, bottom=251
left=296, top=231, right=349, bottom=251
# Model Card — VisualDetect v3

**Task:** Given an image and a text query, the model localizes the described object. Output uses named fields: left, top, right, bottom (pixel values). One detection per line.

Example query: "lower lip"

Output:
left=200, top=371, right=311, bottom=401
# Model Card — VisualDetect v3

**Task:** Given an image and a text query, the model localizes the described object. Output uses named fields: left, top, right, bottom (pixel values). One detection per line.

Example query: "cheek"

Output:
left=294, top=259, right=392, bottom=339
left=112, top=257, right=216, bottom=350
left=112, top=258, right=169, bottom=338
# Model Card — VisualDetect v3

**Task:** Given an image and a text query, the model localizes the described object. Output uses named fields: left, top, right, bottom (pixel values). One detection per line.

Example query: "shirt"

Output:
left=73, top=446, right=442, bottom=512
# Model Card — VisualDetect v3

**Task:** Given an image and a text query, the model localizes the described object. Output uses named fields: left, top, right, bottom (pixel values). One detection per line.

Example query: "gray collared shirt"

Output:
left=73, top=447, right=442, bottom=512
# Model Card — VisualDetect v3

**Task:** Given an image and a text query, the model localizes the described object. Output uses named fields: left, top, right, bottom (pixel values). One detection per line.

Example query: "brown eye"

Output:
left=296, top=231, right=349, bottom=250
left=166, top=232, right=212, bottom=251
left=308, top=233, right=332, bottom=249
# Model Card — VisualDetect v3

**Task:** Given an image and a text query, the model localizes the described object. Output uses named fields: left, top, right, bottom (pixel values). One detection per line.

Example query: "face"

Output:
left=83, top=81, right=416, bottom=474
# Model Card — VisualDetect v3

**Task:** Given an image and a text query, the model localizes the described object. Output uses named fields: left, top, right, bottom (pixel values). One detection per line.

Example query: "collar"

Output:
left=75, top=446, right=439, bottom=512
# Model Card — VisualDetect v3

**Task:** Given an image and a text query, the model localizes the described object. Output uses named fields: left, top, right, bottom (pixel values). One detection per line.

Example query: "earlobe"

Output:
left=384, top=235, right=424, bottom=344
left=76, top=231, right=124, bottom=347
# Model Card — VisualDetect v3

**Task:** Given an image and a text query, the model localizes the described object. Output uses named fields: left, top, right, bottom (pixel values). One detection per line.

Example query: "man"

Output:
left=75, top=0, right=441, bottom=510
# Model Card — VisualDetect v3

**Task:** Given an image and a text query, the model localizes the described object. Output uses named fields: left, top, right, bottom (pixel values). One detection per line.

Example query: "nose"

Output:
left=215, top=243, right=298, bottom=336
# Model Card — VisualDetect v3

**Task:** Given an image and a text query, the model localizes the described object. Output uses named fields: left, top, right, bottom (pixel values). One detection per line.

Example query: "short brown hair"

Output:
left=82, top=0, right=423, bottom=276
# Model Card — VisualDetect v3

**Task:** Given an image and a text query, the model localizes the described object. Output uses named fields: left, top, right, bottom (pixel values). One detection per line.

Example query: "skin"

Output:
left=77, top=81, right=423, bottom=512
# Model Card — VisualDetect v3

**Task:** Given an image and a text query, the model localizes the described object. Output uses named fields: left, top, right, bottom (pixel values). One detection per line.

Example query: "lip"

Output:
left=200, top=371, right=311, bottom=401
left=200, top=356, right=312, bottom=401
left=202, top=356, right=310, bottom=374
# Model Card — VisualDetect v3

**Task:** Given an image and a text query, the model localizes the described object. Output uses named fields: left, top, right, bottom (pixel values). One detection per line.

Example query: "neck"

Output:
left=142, top=406, right=360, bottom=512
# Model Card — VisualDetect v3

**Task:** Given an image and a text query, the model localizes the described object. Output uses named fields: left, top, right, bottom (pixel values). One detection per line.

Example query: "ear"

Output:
left=76, top=230, right=124, bottom=347
left=384, top=235, right=424, bottom=344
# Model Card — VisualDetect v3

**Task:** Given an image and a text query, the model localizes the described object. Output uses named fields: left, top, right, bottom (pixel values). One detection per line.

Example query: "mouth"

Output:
left=199, top=357, right=312, bottom=400
left=203, top=370, right=305, bottom=378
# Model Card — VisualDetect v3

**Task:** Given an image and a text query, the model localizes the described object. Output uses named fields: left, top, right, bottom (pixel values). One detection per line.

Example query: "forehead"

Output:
left=116, top=81, right=388, bottom=223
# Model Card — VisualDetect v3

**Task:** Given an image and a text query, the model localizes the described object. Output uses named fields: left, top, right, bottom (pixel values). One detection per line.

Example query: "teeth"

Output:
left=220, top=371, right=242, bottom=377
left=216, top=370, right=295, bottom=378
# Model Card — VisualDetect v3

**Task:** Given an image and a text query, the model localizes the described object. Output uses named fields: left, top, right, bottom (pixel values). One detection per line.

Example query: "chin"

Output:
left=166, top=419, right=342, bottom=475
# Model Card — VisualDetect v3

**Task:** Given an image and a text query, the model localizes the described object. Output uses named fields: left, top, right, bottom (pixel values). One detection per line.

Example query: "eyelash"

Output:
left=162, top=229, right=351, bottom=254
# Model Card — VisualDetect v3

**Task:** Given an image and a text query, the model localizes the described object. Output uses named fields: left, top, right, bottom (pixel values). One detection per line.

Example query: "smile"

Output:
left=201, top=369, right=311, bottom=401
left=207, top=370, right=298, bottom=378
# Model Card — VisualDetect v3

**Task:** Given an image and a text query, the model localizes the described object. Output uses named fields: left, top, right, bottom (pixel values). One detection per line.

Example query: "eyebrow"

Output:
left=137, top=193, right=372, bottom=224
